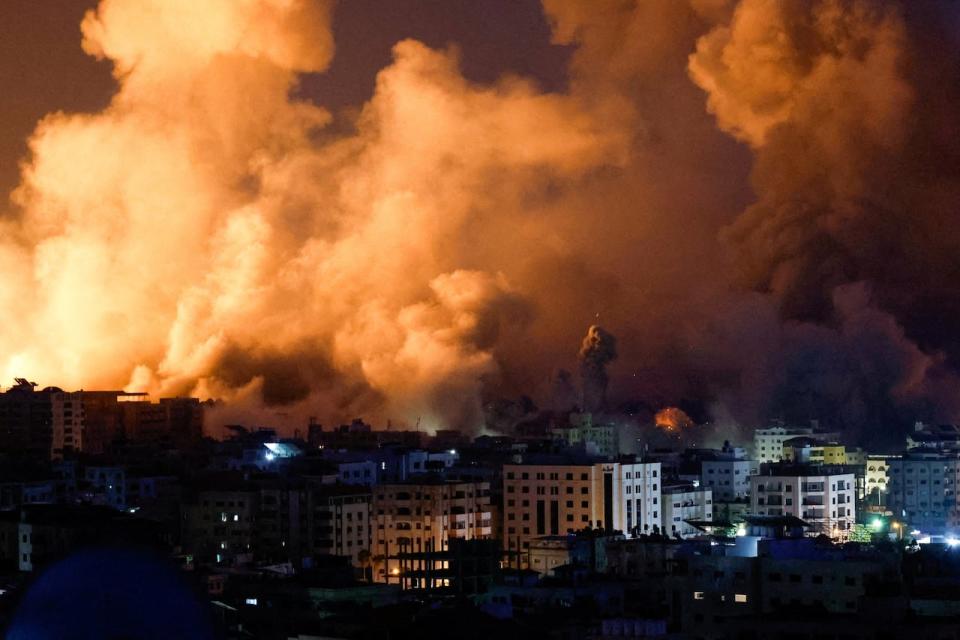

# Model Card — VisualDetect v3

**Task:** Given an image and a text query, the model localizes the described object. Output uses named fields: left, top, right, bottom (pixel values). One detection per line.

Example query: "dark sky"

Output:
left=0, top=0, right=570, bottom=200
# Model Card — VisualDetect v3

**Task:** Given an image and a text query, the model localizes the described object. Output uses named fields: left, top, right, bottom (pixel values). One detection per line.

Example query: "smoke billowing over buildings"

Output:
left=0, top=0, right=959, bottom=444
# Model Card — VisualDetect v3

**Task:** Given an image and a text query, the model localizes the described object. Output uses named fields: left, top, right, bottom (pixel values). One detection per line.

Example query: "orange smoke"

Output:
left=654, top=407, right=694, bottom=432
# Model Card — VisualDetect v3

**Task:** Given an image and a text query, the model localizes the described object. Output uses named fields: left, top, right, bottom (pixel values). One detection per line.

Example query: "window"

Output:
left=694, top=591, right=705, bottom=600
left=735, top=594, right=748, bottom=603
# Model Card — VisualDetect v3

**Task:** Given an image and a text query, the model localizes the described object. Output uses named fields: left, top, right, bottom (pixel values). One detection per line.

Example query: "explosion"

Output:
left=654, top=407, right=695, bottom=433
left=0, top=0, right=958, bottom=443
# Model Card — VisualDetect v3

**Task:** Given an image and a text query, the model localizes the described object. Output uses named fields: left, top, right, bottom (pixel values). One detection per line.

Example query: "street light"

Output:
left=891, top=521, right=902, bottom=541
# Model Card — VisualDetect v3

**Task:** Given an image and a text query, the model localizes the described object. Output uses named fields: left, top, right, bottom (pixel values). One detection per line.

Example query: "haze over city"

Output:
left=2, top=0, right=959, bottom=447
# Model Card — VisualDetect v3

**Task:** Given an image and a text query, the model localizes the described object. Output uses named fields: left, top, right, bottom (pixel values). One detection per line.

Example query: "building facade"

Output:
left=373, top=479, right=492, bottom=581
left=701, top=459, right=757, bottom=502
left=749, top=465, right=856, bottom=536
left=662, top=484, right=713, bottom=538
left=753, top=424, right=841, bottom=464
left=886, top=451, right=960, bottom=534
left=503, top=461, right=661, bottom=551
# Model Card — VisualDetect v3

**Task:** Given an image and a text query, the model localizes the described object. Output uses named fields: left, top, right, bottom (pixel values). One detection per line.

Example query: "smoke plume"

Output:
left=578, top=325, right=618, bottom=413
left=1, top=0, right=958, bottom=443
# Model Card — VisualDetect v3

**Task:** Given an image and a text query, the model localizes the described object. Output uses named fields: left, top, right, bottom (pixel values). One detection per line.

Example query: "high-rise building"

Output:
left=503, top=460, right=661, bottom=551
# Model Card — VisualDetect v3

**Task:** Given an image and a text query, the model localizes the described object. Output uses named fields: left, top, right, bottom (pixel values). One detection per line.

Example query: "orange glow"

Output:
left=654, top=407, right=694, bottom=433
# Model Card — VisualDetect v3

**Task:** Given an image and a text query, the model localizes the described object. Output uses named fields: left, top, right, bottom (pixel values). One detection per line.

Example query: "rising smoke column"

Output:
left=687, top=0, right=960, bottom=442
left=578, top=325, right=617, bottom=413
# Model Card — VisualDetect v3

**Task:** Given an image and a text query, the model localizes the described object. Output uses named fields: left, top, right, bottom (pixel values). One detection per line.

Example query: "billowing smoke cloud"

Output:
left=579, top=325, right=617, bottom=412
left=2, top=0, right=959, bottom=443
left=684, top=0, right=960, bottom=445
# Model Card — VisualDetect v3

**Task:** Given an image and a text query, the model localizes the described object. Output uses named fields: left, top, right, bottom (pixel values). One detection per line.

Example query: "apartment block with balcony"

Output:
left=749, top=464, right=856, bottom=537
left=373, top=479, right=492, bottom=582
left=662, top=483, right=713, bottom=539
left=502, top=460, right=661, bottom=551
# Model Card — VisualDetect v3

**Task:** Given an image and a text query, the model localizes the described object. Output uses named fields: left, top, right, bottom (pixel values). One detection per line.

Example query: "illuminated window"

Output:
left=694, top=592, right=705, bottom=600
left=735, top=594, right=748, bottom=603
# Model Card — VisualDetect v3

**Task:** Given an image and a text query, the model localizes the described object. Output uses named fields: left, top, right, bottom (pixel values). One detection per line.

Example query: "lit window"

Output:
left=735, top=594, right=748, bottom=603
left=694, top=592, right=705, bottom=600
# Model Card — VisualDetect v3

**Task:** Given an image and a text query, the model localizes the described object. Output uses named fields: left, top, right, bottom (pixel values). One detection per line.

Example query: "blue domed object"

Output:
left=7, top=548, right=216, bottom=640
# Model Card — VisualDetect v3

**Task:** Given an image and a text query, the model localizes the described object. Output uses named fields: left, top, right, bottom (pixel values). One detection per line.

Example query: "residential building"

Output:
left=182, top=485, right=259, bottom=566
left=752, top=423, right=841, bottom=464
left=701, top=458, right=758, bottom=502
left=551, top=412, right=618, bottom=457
left=886, top=450, right=960, bottom=534
left=781, top=439, right=847, bottom=465
left=308, top=486, right=372, bottom=565
left=527, top=531, right=618, bottom=576
left=662, top=483, right=713, bottom=538
left=373, top=478, right=492, bottom=582
left=503, top=460, right=661, bottom=551
left=864, top=454, right=896, bottom=503
left=50, top=391, right=83, bottom=459
left=749, top=464, right=856, bottom=536
left=907, top=423, right=960, bottom=451
left=0, top=380, right=53, bottom=460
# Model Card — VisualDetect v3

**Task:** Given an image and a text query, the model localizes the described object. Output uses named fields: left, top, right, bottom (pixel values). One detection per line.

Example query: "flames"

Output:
left=654, top=407, right=694, bottom=433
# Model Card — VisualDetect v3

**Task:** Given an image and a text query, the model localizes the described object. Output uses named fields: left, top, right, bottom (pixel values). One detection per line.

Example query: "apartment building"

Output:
left=551, top=412, right=619, bottom=457
left=373, top=479, right=492, bottom=581
left=864, top=454, right=896, bottom=503
left=749, top=464, right=856, bottom=536
left=753, top=424, right=841, bottom=464
left=182, top=486, right=259, bottom=565
left=50, top=391, right=83, bottom=459
left=306, top=485, right=371, bottom=565
left=886, top=451, right=960, bottom=534
left=662, top=483, right=713, bottom=538
left=503, top=460, right=661, bottom=550
left=701, top=458, right=758, bottom=502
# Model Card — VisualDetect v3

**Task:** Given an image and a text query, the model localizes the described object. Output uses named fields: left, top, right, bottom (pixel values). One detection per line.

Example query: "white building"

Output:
left=886, top=451, right=960, bottom=534
left=749, top=464, right=856, bottom=537
left=503, top=460, right=661, bottom=550
left=752, top=423, right=841, bottom=464
left=864, top=454, right=896, bottom=503
left=662, top=483, right=713, bottom=538
left=701, top=458, right=758, bottom=502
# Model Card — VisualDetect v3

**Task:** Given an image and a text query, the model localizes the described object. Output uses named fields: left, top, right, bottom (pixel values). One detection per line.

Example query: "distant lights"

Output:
left=735, top=524, right=747, bottom=537
left=869, top=518, right=884, bottom=532
left=265, top=452, right=275, bottom=461
left=947, top=537, right=960, bottom=548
